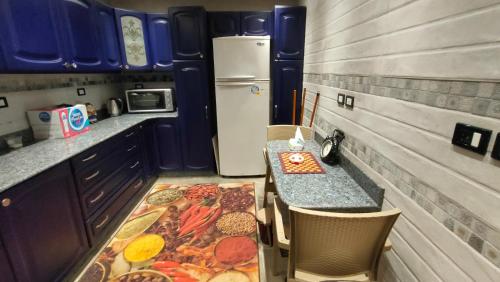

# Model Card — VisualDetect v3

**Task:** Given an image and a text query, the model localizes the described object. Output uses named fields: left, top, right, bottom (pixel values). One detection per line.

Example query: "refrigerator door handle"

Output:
left=216, top=82, right=256, bottom=87
left=217, top=75, right=256, bottom=81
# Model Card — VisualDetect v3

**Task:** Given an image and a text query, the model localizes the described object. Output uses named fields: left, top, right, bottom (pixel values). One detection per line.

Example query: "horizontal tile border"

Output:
left=304, top=73, right=500, bottom=119
left=0, top=73, right=173, bottom=93
left=311, top=114, right=500, bottom=268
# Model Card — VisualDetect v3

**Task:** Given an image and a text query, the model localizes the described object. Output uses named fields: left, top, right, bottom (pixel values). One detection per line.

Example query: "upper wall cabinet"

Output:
left=209, top=12, right=240, bottom=38
left=59, top=0, right=102, bottom=71
left=94, top=1, right=122, bottom=71
left=241, top=12, right=272, bottom=36
left=272, top=60, right=303, bottom=124
left=0, top=45, right=6, bottom=72
left=169, top=7, right=207, bottom=60
left=0, top=0, right=68, bottom=72
left=115, top=8, right=151, bottom=71
left=147, top=13, right=173, bottom=71
left=273, top=6, right=306, bottom=60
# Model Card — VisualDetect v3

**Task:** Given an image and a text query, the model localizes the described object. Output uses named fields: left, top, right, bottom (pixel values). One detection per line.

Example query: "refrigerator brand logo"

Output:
left=256, top=42, right=265, bottom=46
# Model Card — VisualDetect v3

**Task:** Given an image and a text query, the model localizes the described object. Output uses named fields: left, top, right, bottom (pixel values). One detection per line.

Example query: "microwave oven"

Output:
left=125, top=88, right=175, bottom=113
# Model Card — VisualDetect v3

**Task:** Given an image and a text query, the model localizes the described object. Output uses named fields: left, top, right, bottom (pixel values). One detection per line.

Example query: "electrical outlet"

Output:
left=0, top=97, right=8, bottom=108
left=452, top=123, right=491, bottom=155
left=492, top=133, right=500, bottom=160
left=135, top=83, right=144, bottom=89
left=345, top=95, right=354, bottom=108
left=77, top=88, right=86, bottom=96
left=337, top=93, right=345, bottom=105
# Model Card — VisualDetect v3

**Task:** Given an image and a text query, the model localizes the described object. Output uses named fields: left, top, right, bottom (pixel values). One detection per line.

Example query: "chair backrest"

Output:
left=288, top=207, right=401, bottom=281
left=267, top=125, right=313, bottom=141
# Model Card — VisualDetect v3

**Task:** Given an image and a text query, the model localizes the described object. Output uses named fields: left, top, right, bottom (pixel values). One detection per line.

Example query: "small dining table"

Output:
left=266, top=140, right=381, bottom=212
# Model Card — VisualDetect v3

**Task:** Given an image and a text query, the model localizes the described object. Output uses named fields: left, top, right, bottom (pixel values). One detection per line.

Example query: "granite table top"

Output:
left=267, top=140, right=380, bottom=211
left=0, top=112, right=178, bottom=193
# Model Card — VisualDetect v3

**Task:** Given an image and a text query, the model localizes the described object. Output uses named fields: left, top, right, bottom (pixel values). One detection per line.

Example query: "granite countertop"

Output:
left=267, top=140, right=380, bottom=211
left=0, top=112, right=178, bottom=193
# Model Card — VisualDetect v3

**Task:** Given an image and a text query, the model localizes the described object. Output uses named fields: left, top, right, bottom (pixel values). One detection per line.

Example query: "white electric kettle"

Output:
left=107, top=98, right=123, bottom=117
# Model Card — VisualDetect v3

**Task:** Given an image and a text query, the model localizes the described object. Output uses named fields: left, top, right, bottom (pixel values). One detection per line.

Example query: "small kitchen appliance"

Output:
left=107, top=98, right=123, bottom=116
left=320, top=129, right=345, bottom=165
left=125, top=88, right=175, bottom=113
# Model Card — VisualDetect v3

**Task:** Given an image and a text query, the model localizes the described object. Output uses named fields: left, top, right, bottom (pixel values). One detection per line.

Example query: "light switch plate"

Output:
left=492, top=133, right=500, bottom=160
left=337, top=93, right=345, bottom=105
left=451, top=123, right=491, bottom=155
left=77, top=88, right=86, bottom=96
left=345, top=95, right=354, bottom=108
left=0, top=97, right=8, bottom=108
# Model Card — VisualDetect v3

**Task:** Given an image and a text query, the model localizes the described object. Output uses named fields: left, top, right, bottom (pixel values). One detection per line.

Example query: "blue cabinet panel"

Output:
left=94, top=1, right=122, bottom=71
left=174, top=60, right=213, bottom=170
left=209, top=12, right=240, bottom=38
left=0, top=161, right=89, bottom=282
left=0, top=240, right=15, bottom=282
left=169, top=7, right=207, bottom=60
left=115, top=8, right=152, bottom=71
left=0, top=0, right=67, bottom=71
left=59, top=0, right=102, bottom=71
left=155, top=119, right=183, bottom=171
left=147, top=13, right=173, bottom=71
left=272, top=60, right=303, bottom=125
left=241, top=12, right=272, bottom=36
left=0, top=43, right=6, bottom=71
left=273, top=6, right=306, bottom=60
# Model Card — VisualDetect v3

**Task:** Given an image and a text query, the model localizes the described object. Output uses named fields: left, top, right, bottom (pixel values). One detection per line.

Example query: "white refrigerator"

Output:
left=213, top=36, right=270, bottom=176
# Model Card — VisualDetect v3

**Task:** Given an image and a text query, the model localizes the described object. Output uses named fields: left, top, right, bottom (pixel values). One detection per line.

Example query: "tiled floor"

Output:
left=155, top=173, right=286, bottom=282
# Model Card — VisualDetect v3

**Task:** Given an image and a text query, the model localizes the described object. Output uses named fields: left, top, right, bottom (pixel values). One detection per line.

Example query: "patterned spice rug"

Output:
left=79, top=182, right=259, bottom=282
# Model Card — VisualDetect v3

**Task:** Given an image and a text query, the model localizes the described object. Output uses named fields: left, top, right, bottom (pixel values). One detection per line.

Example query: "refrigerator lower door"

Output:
left=215, top=81, right=270, bottom=176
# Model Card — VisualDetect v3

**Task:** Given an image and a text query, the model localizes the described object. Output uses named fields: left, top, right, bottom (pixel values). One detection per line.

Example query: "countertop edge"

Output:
left=0, top=113, right=178, bottom=193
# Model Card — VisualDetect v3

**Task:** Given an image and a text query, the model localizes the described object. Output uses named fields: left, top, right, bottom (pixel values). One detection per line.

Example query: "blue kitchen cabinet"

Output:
left=174, top=60, right=214, bottom=171
left=59, top=0, right=102, bottom=71
left=209, top=12, right=240, bottom=38
left=155, top=119, right=184, bottom=171
left=147, top=13, right=173, bottom=71
left=141, top=120, right=160, bottom=178
left=273, top=6, right=306, bottom=60
left=94, top=1, right=122, bottom=71
left=169, top=7, right=207, bottom=60
left=115, top=8, right=152, bottom=71
left=0, top=240, right=15, bottom=282
left=241, top=12, right=272, bottom=36
left=0, top=0, right=68, bottom=71
left=0, top=44, right=6, bottom=72
left=272, top=60, right=304, bottom=124
left=0, top=161, right=89, bottom=282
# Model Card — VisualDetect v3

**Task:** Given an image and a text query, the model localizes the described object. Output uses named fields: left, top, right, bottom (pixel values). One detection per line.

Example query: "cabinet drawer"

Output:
left=71, top=142, right=109, bottom=171
left=82, top=154, right=143, bottom=216
left=86, top=173, right=145, bottom=244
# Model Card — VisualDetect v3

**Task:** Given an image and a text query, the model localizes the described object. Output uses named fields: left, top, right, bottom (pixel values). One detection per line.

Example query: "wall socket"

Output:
left=492, top=133, right=500, bottom=160
left=337, top=93, right=345, bottom=105
left=77, top=88, right=86, bottom=96
left=345, top=95, right=354, bottom=108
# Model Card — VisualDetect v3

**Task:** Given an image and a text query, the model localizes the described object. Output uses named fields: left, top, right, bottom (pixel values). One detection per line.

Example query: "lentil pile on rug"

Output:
left=79, top=182, right=259, bottom=282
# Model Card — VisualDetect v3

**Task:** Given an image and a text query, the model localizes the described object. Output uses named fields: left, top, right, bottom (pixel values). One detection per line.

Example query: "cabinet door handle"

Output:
left=89, top=191, right=105, bottom=204
left=95, top=215, right=110, bottom=230
left=63, top=62, right=71, bottom=69
left=200, top=54, right=204, bottom=59
left=82, top=153, right=97, bottom=162
left=2, top=198, right=11, bottom=207
left=125, top=65, right=130, bottom=70
left=125, top=131, right=135, bottom=138
left=133, top=179, right=144, bottom=189
left=130, top=161, right=140, bottom=169
left=127, top=145, right=137, bottom=152
left=205, top=105, right=208, bottom=120
left=153, top=64, right=158, bottom=70
left=84, top=170, right=100, bottom=181
left=71, top=62, right=78, bottom=69
left=274, top=105, right=278, bottom=119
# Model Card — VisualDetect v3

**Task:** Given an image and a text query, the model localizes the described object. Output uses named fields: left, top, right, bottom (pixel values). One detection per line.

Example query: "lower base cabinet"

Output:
left=155, top=118, right=183, bottom=171
left=0, top=161, right=89, bottom=282
left=0, top=240, right=15, bottom=282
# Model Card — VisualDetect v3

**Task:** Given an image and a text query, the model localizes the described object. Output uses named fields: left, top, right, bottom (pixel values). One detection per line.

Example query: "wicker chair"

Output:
left=273, top=198, right=400, bottom=282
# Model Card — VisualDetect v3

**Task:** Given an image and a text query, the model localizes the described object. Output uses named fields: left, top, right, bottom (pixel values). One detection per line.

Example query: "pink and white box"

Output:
left=27, top=104, right=90, bottom=139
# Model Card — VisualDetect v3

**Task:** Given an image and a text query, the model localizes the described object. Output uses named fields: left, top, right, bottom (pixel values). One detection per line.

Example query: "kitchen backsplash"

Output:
left=0, top=73, right=174, bottom=150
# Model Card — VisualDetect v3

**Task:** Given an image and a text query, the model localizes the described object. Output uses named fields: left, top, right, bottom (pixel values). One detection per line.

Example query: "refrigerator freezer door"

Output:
left=215, top=81, right=270, bottom=176
left=213, top=36, right=270, bottom=81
